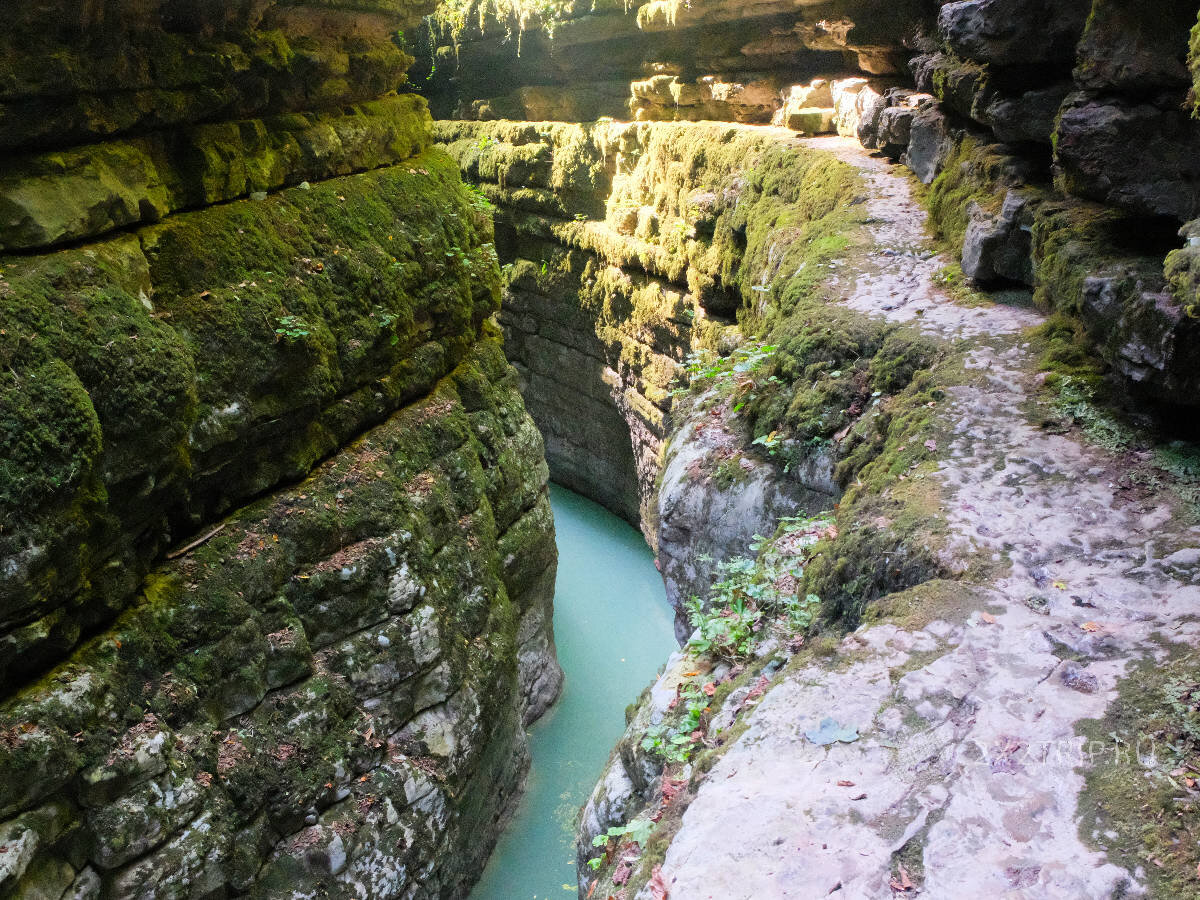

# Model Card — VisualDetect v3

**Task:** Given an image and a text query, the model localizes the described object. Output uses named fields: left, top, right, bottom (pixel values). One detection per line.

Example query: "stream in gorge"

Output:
left=469, top=484, right=678, bottom=899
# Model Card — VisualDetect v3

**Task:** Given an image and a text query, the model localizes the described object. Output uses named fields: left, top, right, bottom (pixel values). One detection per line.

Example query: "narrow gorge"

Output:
left=3, top=1, right=1200, bottom=898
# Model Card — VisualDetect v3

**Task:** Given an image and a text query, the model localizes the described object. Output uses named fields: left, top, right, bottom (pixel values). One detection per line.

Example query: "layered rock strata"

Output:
left=0, top=2, right=561, bottom=896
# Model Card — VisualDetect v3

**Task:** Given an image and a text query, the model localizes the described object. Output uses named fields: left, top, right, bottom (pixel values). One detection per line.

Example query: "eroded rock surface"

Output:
left=0, top=3, right=562, bottom=896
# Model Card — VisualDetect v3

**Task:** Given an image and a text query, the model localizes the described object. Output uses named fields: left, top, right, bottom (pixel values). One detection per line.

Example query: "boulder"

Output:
left=976, top=83, right=1071, bottom=145
left=1056, top=94, right=1200, bottom=220
left=961, top=190, right=1036, bottom=284
left=904, top=102, right=955, bottom=184
left=1074, top=0, right=1194, bottom=93
left=938, top=0, right=1091, bottom=68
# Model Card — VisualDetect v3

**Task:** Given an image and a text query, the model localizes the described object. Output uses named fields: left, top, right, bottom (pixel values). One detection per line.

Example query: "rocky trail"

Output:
left=641, top=135, right=1200, bottom=899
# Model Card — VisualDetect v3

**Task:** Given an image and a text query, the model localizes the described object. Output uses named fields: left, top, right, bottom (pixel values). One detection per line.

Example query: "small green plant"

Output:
left=752, top=430, right=782, bottom=454
left=587, top=819, right=656, bottom=870
left=476, top=135, right=497, bottom=150
left=684, top=513, right=832, bottom=661
left=466, top=184, right=496, bottom=213
left=1053, top=376, right=1137, bottom=452
left=274, top=314, right=311, bottom=342
left=670, top=343, right=780, bottom=414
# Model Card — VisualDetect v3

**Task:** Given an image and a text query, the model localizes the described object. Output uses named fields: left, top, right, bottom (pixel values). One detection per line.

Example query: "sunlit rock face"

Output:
left=0, top=2, right=562, bottom=896
left=408, top=0, right=937, bottom=122
left=415, top=0, right=1200, bottom=408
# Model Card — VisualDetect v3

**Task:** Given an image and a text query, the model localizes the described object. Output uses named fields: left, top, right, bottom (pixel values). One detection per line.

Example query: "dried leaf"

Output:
left=613, top=860, right=633, bottom=885
left=837, top=780, right=855, bottom=787
left=924, top=439, right=938, bottom=452
left=850, top=792, right=867, bottom=801
left=1081, top=621, right=1101, bottom=633
left=980, top=612, right=997, bottom=624
left=661, top=778, right=686, bottom=804
left=649, top=865, right=669, bottom=900
left=702, top=682, right=716, bottom=697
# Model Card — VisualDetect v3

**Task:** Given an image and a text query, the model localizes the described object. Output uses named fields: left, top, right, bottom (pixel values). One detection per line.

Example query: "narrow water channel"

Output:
left=470, top=484, right=678, bottom=899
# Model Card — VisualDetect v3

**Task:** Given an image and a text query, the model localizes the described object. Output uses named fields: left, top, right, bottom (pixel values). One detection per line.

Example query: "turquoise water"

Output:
left=470, top=484, right=677, bottom=900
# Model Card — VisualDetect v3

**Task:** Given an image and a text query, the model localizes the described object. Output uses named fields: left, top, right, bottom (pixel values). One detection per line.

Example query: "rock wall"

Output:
left=409, top=0, right=937, bottom=122
left=0, top=2, right=561, bottom=896
left=417, top=0, right=1200, bottom=412
left=435, top=119, right=930, bottom=634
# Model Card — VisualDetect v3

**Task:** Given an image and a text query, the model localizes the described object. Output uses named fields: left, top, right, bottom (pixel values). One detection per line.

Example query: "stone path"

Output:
left=643, top=133, right=1200, bottom=899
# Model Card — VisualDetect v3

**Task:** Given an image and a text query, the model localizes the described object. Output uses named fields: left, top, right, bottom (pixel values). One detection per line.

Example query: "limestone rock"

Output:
left=938, top=0, right=1091, bottom=68
left=1056, top=94, right=1200, bottom=220
left=656, top=402, right=836, bottom=641
left=961, top=190, right=1036, bottom=284
left=903, top=101, right=955, bottom=184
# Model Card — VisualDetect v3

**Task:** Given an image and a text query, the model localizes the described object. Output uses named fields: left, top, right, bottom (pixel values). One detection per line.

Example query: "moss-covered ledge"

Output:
left=0, top=333, right=560, bottom=898
left=0, top=147, right=501, bottom=685
left=0, top=94, right=433, bottom=252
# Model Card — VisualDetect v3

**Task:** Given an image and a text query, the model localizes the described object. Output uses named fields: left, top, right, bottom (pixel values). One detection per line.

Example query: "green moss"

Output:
left=1, top=146, right=501, bottom=679
left=925, top=136, right=1012, bottom=250
left=1191, top=10, right=1200, bottom=117
left=0, top=334, right=545, bottom=889
left=1031, top=312, right=1107, bottom=390
left=1078, top=649, right=1200, bottom=899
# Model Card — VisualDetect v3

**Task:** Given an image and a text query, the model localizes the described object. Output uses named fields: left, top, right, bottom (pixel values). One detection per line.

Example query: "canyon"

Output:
left=2, top=0, right=1200, bottom=898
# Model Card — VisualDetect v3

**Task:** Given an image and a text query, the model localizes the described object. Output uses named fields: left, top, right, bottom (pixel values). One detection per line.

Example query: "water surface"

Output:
left=470, top=484, right=677, bottom=899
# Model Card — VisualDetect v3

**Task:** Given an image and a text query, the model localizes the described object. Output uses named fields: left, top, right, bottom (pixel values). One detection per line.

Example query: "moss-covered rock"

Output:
left=0, top=336, right=559, bottom=897
left=0, top=147, right=504, bottom=682
left=0, top=1, right=435, bottom=154
left=0, top=95, right=433, bottom=252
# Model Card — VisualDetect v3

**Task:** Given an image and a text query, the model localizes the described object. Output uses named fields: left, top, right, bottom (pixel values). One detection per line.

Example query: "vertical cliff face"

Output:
left=0, top=3, right=561, bottom=897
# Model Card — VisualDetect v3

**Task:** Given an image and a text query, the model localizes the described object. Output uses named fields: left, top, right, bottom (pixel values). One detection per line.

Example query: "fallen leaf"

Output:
left=649, top=865, right=669, bottom=900
left=924, top=439, right=937, bottom=452
left=661, top=778, right=686, bottom=804
left=980, top=612, right=997, bottom=624
left=805, top=717, right=859, bottom=746
left=1053, top=580, right=1068, bottom=590
left=1081, top=622, right=1101, bottom=633
left=613, top=859, right=633, bottom=885
left=702, top=682, right=716, bottom=697
left=850, top=792, right=867, bottom=801
left=837, top=780, right=855, bottom=787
